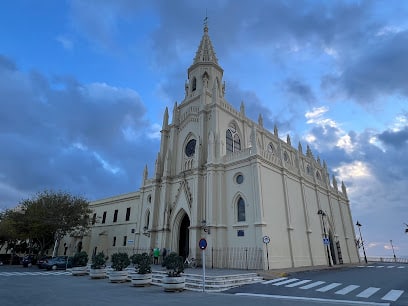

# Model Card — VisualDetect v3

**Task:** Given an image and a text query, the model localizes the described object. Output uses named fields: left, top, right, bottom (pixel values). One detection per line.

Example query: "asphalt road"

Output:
left=227, top=262, right=408, bottom=306
left=0, top=263, right=406, bottom=306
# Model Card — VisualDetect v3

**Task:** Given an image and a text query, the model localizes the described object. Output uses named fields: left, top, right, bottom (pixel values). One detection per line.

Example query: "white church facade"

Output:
left=61, top=24, right=360, bottom=270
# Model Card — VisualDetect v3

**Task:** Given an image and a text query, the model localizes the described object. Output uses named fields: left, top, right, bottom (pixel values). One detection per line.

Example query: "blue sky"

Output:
left=1, top=0, right=407, bottom=257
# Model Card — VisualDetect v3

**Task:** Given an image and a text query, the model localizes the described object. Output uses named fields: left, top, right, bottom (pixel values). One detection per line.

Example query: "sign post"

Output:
left=199, top=238, right=207, bottom=292
left=263, top=236, right=270, bottom=270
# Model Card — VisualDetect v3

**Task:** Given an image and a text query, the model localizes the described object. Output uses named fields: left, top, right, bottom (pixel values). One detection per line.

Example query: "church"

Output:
left=61, top=24, right=360, bottom=270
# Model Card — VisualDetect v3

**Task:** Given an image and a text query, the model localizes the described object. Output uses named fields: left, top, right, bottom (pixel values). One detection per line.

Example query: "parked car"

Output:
left=22, top=255, right=37, bottom=267
left=42, top=256, right=72, bottom=270
left=37, top=256, right=52, bottom=269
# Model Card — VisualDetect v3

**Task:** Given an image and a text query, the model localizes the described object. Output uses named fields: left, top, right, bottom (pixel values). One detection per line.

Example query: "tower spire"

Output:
left=192, top=17, right=219, bottom=65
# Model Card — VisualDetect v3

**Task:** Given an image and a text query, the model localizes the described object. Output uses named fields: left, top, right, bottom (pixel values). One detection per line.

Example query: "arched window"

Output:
left=145, top=210, right=150, bottom=229
left=226, top=124, right=241, bottom=153
left=192, top=77, right=197, bottom=91
left=237, top=197, right=246, bottom=222
left=267, top=142, right=275, bottom=154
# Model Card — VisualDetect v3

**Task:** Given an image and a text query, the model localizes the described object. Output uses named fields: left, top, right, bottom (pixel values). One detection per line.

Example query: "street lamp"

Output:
left=390, top=240, right=397, bottom=262
left=201, top=220, right=210, bottom=234
left=143, top=226, right=150, bottom=237
left=356, top=221, right=368, bottom=264
left=317, top=209, right=332, bottom=267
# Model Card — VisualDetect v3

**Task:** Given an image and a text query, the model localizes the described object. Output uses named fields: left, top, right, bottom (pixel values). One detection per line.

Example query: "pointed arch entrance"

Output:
left=178, top=214, right=190, bottom=260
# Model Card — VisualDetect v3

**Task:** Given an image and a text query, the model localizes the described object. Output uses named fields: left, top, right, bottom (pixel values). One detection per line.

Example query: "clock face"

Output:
left=185, top=139, right=196, bottom=157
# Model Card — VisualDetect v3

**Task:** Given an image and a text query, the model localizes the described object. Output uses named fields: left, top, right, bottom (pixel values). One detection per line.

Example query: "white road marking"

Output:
left=356, top=287, right=381, bottom=298
left=376, top=266, right=385, bottom=268
left=299, top=280, right=325, bottom=289
left=262, top=277, right=287, bottom=284
left=335, top=285, right=360, bottom=295
left=272, top=278, right=299, bottom=286
left=381, top=290, right=404, bottom=302
left=397, top=266, right=405, bottom=269
left=285, top=279, right=312, bottom=287
left=386, top=266, right=394, bottom=268
left=234, top=293, right=391, bottom=305
left=316, top=282, right=342, bottom=292
left=0, top=271, right=70, bottom=277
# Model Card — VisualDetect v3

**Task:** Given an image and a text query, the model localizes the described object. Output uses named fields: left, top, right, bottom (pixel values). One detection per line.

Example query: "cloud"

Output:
left=323, top=30, right=408, bottom=105
left=56, top=35, right=74, bottom=50
left=0, top=55, right=158, bottom=208
left=283, top=78, right=316, bottom=105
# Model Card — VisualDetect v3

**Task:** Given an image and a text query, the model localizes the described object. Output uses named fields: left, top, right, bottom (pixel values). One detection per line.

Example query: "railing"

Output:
left=365, top=256, right=408, bottom=263
left=203, top=247, right=263, bottom=270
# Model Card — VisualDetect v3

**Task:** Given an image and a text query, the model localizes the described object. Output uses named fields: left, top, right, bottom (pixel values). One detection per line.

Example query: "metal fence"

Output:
left=366, top=256, right=408, bottom=264
left=203, top=247, right=264, bottom=270
left=105, top=246, right=264, bottom=270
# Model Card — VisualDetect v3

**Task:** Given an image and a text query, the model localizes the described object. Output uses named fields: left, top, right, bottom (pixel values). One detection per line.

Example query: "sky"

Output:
left=1, top=0, right=407, bottom=257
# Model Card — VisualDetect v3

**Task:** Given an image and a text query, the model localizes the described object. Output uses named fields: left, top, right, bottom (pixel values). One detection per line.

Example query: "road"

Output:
left=0, top=263, right=406, bottom=306
left=227, top=262, right=407, bottom=305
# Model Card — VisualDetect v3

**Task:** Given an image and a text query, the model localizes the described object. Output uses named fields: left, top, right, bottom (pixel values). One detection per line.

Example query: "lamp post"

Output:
left=318, top=209, right=332, bottom=267
left=390, top=240, right=397, bottom=262
left=356, top=221, right=368, bottom=264
left=201, top=220, right=210, bottom=234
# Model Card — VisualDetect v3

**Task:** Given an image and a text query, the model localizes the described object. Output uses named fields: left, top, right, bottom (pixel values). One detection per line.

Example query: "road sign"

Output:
left=199, top=238, right=207, bottom=250
left=263, top=236, right=270, bottom=244
left=323, top=238, right=330, bottom=245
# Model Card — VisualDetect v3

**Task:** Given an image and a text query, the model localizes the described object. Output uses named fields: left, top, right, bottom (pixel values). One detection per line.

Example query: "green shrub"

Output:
left=111, top=252, right=130, bottom=271
left=163, top=252, right=184, bottom=277
left=130, top=252, right=152, bottom=274
left=71, top=251, right=88, bottom=267
left=91, top=252, right=107, bottom=269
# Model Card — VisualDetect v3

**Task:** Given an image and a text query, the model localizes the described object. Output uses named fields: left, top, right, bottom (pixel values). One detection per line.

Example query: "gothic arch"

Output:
left=144, top=208, right=150, bottom=229
left=192, top=77, right=197, bottom=91
left=170, top=208, right=191, bottom=258
left=232, top=192, right=248, bottom=223
left=226, top=121, right=242, bottom=153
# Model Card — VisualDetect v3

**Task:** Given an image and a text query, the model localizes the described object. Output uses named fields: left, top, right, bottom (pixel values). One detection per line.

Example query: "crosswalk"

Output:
left=262, top=277, right=404, bottom=302
left=0, top=271, right=71, bottom=277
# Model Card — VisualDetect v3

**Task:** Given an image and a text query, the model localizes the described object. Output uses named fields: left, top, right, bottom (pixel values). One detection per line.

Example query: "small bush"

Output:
left=111, top=252, right=130, bottom=271
left=71, top=251, right=88, bottom=267
left=130, top=252, right=152, bottom=274
left=163, top=252, right=184, bottom=277
left=91, top=252, right=107, bottom=269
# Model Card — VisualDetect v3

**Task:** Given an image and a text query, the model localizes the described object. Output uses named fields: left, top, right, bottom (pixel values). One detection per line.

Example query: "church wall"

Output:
left=337, top=196, right=360, bottom=263
left=286, top=176, right=313, bottom=267
left=258, top=165, right=293, bottom=269
left=304, top=184, right=328, bottom=266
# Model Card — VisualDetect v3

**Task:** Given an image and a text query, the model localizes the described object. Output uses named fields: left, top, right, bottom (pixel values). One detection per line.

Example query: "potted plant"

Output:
left=162, top=252, right=185, bottom=292
left=90, top=252, right=107, bottom=279
left=71, top=251, right=89, bottom=276
left=109, top=252, right=130, bottom=283
left=130, top=252, right=152, bottom=286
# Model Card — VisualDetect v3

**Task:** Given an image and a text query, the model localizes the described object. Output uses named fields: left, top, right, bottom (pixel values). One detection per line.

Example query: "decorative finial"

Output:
left=203, top=11, right=208, bottom=32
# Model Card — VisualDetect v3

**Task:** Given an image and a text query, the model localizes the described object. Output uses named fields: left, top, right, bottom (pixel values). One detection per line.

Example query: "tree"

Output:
left=2, top=190, right=92, bottom=256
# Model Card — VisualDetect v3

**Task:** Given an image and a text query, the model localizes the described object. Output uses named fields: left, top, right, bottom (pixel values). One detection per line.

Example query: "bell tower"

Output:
left=183, top=21, right=225, bottom=104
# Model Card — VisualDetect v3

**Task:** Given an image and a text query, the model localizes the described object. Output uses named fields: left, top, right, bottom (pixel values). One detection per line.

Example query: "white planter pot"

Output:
left=71, top=266, right=88, bottom=276
left=162, top=276, right=185, bottom=292
left=109, top=270, right=128, bottom=283
left=131, top=273, right=152, bottom=287
left=89, top=268, right=107, bottom=279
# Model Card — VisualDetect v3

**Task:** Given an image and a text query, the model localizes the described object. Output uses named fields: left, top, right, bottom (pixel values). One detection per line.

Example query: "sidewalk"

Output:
left=257, top=262, right=363, bottom=280
left=153, top=262, right=362, bottom=280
